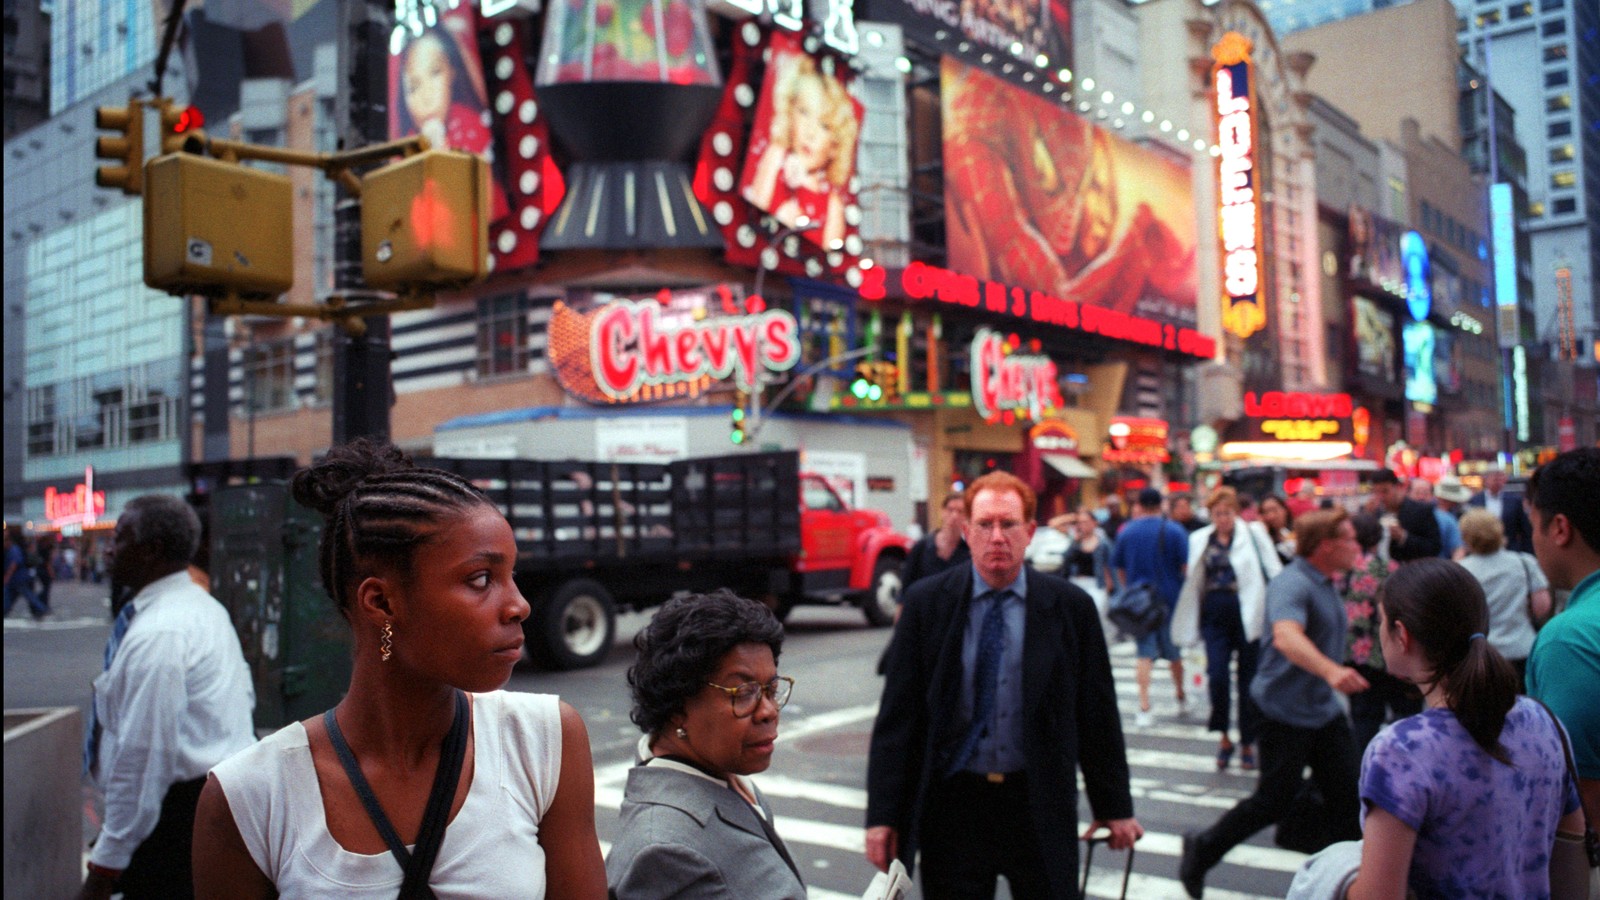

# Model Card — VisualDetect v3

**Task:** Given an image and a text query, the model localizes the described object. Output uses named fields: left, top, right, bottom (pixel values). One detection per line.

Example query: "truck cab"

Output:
left=793, top=473, right=911, bottom=626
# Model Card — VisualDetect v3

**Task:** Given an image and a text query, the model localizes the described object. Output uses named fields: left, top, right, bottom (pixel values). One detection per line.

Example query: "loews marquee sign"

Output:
left=1243, top=391, right=1354, bottom=443
left=1213, top=32, right=1265, bottom=341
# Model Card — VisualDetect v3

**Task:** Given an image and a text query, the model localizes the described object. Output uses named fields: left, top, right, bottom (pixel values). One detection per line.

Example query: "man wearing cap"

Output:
left=1419, top=476, right=1471, bottom=559
left=1469, top=466, right=1533, bottom=554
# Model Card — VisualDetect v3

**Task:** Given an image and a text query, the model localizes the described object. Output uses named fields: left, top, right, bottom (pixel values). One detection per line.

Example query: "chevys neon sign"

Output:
left=969, top=328, right=1063, bottom=423
left=1213, top=32, right=1265, bottom=340
left=44, top=468, right=106, bottom=526
left=1244, top=392, right=1353, bottom=443
left=859, top=262, right=1217, bottom=359
left=591, top=300, right=801, bottom=398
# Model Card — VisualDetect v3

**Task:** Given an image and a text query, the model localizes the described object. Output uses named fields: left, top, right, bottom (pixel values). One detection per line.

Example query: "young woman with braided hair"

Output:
left=193, top=439, right=607, bottom=898
left=1346, top=558, right=1584, bottom=899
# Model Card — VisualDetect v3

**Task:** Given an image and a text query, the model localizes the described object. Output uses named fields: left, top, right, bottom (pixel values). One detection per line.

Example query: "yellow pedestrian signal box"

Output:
left=143, top=154, right=294, bottom=297
left=94, top=101, right=144, bottom=195
left=361, top=149, right=490, bottom=290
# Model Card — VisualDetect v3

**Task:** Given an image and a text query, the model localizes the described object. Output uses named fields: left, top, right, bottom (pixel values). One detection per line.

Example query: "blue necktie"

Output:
left=949, top=590, right=1011, bottom=774
left=84, top=602, right=137, bottom=777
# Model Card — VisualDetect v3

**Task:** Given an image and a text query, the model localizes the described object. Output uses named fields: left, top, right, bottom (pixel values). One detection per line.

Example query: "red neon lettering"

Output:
left=969, top=329, right=1064, bottom=422
left=1244, top=392, right=1354, bottom=418
left=593, top=305, right=639, bottom=395
left=589, top=301, right=802, bottom=397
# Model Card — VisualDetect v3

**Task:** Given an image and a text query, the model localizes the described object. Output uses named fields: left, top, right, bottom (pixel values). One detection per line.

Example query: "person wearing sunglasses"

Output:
left=607, top=589, right=804, bottom=899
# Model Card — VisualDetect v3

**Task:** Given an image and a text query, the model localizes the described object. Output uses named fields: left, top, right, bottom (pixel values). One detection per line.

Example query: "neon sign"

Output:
left=859, top=262, right=1217, bottom=359
left=1400, top=230, right=1431, bottom=321
left=969, top=328, right=1063, bottom=423
left=1103, top=417, right=1170, bottom=464
left=591, top=299, right=801, bottom=398
left=44, top=468, right=106, bottom=527
left=1213, top=32, right=1265, bottom=340
left=1243, top=392, right=1353, bottom=444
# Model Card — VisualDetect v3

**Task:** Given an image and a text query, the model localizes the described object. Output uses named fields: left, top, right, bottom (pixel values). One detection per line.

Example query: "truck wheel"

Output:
left=535, top=579, right=616, bottom=670
left=860, top=557, right=902, bottom=627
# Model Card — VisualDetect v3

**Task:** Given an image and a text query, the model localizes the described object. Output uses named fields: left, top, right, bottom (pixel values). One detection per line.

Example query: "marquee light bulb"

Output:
left=1159, top=119, right=1172, bottom=132
left=1080, top=76, right=1095, bottom=91
left=1100, top=90, right=1114, bottom=104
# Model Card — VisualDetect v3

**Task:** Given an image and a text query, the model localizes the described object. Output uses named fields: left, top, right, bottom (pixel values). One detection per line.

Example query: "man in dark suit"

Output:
left=1370, top=469, right=1441, bottom=562
left=1469, top=466, right=1533, bottom=553
left=865, top=471, right=1141, bottom=898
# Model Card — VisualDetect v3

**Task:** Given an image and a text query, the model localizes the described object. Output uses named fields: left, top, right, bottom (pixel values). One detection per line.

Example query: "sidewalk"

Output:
left=2, top=578, right=113, bottom=631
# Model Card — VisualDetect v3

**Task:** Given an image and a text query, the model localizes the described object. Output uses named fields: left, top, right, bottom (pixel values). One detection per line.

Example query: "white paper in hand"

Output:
left=861, top=859, right=911, bottom=900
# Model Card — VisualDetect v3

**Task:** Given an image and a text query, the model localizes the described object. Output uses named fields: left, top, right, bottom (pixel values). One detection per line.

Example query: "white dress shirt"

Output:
left=89, top=569, right=255, bottom=868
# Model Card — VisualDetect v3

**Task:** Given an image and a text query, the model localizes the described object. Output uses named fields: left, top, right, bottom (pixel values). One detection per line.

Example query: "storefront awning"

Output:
left=1042, top=454, right=1097, bottom=479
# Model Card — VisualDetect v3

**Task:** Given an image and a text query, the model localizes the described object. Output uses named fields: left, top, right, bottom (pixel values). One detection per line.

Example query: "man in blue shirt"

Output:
left=4, top=525, right=46, bottom=621
left=1111, top=488, right=1190, bottom=727
left=1178, top=508, right=1368, bottom=898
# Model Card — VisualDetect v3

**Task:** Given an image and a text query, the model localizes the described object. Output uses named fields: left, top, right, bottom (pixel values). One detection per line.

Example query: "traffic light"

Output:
left=850, top=362, right=897, bottom=403
left=361, top=149, right=490, bottom=290
left=143, top=153, right=294, bottom=297
left=158, top=101, right=206, bottom=154
left=730, top=396, right=747, bottom=444
left=93, top=100, right=145, bottom=195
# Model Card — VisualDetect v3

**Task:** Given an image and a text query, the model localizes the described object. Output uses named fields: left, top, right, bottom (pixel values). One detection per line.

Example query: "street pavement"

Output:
left=7, top=592, right=1304, bottom=899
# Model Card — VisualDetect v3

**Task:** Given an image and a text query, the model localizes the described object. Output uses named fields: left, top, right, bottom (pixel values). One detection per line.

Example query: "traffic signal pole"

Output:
left=333, top=0, right=396, bottom=446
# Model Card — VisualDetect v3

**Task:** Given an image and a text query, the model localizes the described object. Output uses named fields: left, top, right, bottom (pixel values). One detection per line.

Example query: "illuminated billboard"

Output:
left=739, top=30, right=865, bottom=251
left=940, top=59, right=1197, bottom=329
left=1353, top=296, right=1399, bottom=387
left=1403, top=320, right=1437, bottom=406
left=870, top=0, right=1072, bottom=70
left=388, top=3, right=557, bottom=272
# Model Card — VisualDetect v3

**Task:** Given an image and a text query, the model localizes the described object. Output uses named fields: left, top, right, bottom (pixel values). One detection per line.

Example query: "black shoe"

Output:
left=1178, top=830, right=1205, bottom=898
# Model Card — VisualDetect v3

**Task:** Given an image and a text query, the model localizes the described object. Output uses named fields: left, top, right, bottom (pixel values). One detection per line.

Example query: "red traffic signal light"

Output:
left=159, top=102, right=206, bottom=154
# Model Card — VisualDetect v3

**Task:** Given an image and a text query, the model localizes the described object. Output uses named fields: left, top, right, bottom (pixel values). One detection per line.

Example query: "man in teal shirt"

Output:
left=1525, top=447, right=1600, bottom=835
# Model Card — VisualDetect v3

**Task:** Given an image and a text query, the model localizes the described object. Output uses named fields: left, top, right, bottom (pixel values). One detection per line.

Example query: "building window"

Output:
left=1476, top=9, right=1501, bottom=24
left=1540, top=0, right=1560, bottom=8
left=1549, top=119, right=1573, bottom=137
left=1544, top=43, right=1568, bottom=60
left=1542, top=18, right=1567, bottom=35
left=1551, top=144, right=1576, bottom=162
left=313, top=329, right=336, bottom=405
left=1548, top=93, right=1572, bottom=112
left=1508, top=2, right=1532, bottom=18
left=477, top=293, right=531, bottom=378
left=25, top=385, right=58, bottom=456
left=1552, top=170, right=1577, bottom=188
left=245, top=337, right=297, bottom=413
left=1553, top=197, right=1577, bottom=214
left=1528, top=200, right=1547, bottom=217
left=1545, top=69, right=1569, bottom=87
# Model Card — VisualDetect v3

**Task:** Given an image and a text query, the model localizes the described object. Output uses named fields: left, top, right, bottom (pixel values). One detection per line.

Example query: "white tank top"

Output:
left=211, top=691, right=562, bottom=898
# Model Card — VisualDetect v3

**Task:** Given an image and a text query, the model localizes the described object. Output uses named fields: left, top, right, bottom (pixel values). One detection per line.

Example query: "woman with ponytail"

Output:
left=1346, top=558, right=1584, bottom=899
left=192, top=439, right=607, bottom=898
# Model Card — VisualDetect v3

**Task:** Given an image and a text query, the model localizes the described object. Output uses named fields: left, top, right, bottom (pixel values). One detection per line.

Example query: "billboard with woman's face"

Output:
left=940, top=60, right=1197, bottom=327
left=738, top=31, right=864, bottom=251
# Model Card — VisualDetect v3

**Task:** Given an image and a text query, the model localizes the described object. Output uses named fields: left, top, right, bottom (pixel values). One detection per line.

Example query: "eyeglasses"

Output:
left=704, top=676, right=794, bottom=717
left=971, top=519, right=1027, bottom=535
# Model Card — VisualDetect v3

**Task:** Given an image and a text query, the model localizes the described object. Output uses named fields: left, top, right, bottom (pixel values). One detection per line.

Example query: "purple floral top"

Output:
left=1343, top=552, right=1397, bottom=668
left=1360, top=696, right=1582, bottom=898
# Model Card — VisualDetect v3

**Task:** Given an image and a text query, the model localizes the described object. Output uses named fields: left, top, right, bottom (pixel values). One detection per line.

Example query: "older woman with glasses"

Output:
left=606, top=589, right=804, bottom=900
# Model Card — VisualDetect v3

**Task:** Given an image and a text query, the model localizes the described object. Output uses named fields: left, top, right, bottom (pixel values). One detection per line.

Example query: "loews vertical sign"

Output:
left=1213, top=32, right=1265, bottom=341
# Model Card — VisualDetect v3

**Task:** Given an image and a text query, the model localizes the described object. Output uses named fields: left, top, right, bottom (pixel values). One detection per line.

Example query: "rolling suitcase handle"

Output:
left=1080, top=833, right=1134, bottom=900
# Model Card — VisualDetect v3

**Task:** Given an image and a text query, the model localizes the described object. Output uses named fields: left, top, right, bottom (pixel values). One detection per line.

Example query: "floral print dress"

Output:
left=1343, top=552, right=1397, bottom=668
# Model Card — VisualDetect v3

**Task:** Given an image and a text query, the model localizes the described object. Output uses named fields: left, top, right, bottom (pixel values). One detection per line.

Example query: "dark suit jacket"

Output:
left=1469, top=490, right=1533, bottom=553
left=865, top=565, right=1133, bottom=898
left=1390, top=498, right=1442, bottom=561
left=606, top=764, right=806, bottom=900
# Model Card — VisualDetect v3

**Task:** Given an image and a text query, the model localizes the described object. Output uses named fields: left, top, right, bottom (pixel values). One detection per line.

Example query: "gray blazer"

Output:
left=606, top=764, right=806, bottom=900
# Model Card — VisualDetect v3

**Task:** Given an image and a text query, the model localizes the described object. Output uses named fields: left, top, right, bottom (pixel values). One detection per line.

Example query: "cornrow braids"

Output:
left=292, top=439, right=492, bottom=617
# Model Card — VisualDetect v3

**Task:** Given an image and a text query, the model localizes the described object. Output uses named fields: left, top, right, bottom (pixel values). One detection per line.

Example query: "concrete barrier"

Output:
left=4, top=707, right=82, bottom=900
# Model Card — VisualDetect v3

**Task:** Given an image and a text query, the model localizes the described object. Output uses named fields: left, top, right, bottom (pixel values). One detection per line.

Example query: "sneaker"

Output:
left=1134, top=708, right=1154, bottom=728
left=1179, top=830, right=1206, bottom=898
left=1175, top=694, right=1190, bottom=718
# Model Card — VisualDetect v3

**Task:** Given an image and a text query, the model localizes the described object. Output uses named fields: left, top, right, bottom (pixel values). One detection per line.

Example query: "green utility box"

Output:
left=209, top=483, right=351, bottom=731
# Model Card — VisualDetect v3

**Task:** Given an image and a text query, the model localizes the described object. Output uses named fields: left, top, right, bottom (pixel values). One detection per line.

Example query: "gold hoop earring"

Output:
left=380, top=621, right=394, bottom=662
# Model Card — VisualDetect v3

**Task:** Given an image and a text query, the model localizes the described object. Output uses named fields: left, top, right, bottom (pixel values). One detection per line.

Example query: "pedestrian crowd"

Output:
left=63, top=441, right=1599, bottom=899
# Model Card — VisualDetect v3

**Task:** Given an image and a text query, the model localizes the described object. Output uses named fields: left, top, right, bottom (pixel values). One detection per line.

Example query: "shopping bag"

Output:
left=1107, top=581, right=1166, bottom=640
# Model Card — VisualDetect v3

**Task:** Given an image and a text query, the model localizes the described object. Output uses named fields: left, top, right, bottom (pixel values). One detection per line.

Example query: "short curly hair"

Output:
left=626, top=589, right=784, bottom=737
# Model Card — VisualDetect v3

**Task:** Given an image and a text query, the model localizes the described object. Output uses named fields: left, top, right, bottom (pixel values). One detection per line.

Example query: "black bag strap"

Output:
left=1532, top=698, right=1600, bottom=868
left=324, top=690, right=471, bottom=898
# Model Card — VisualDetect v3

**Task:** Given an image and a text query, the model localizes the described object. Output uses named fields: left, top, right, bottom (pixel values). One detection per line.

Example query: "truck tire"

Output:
left=534, top=578, right=616, bottom=670
left=860, top=556, right=903, bottom=627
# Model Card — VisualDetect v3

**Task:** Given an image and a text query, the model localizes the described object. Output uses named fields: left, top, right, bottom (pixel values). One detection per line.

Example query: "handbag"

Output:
left=1107, top=517, right=1174, bottom=640
left=1533, top=700, right=1600, bottom=900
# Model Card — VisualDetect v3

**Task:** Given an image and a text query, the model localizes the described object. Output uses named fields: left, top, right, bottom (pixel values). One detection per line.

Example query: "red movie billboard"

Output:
left=941, top=60, right=1198, bottom=328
